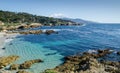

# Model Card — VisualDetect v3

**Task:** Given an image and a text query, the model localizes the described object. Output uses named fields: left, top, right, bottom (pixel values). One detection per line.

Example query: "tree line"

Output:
left=0, top=10, right=76, bottom=26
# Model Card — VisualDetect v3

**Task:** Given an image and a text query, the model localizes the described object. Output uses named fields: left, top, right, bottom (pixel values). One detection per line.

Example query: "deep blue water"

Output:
left=4, top=23, right=120, bottom=73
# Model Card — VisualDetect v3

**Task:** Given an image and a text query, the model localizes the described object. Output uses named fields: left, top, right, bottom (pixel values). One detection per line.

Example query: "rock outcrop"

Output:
left=0, top=23, right=42, bottom=32
left=83, top=49, right=113, bottom=58
left=18, top=30, right=58, bottom=35
left=19, top=59, right=43, bottom=69
left=0, top=55, right=19, bottom=69
left=19, top=30, right=43, bottom=35
left=17, top=23, right=42, bottom=30
left=44, top=49, right=120, bottom=73
left=9, top=59, right=43, bottom=70
left=9, top=64, right=20, bottom=70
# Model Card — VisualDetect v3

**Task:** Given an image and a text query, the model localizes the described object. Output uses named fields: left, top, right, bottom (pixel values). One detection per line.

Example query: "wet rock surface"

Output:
left=19, top=30, right=43, bottom=35
left=0, top=55, right=19, bottom=69
left=9, top=59, right=43, bottom=70
left=0, top=49, right=120, bottom=73
left=19, top=59, right=43, bottom=69
left=44, top=49, right=120, bottom=73
left=0, top=55, right=43, bottom=73
left=16, top=70, right=31, bottom=73
left=11, top=30, right=58, bottom=35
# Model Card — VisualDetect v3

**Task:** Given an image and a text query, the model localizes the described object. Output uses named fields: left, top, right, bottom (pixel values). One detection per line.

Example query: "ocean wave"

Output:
left=42, top=29, right=61, bottom=32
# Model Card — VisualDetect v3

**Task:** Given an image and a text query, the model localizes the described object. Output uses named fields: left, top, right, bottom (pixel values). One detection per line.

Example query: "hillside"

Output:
left=61, top=17, right=97, bottom=24
left=0, top=10, right=77, bottom=26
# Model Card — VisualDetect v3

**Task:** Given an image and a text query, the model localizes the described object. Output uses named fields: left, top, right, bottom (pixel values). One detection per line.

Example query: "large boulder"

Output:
left=30, top=23, right=42, bottom=28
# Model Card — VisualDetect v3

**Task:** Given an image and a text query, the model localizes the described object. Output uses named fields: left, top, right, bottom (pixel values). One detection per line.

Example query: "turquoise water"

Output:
left=4, top=23, right=120, bottom=73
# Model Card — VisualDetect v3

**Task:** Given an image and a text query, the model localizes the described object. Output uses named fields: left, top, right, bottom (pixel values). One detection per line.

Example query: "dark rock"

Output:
left=45, top=49, right=118, bottom=73
left=45, top=52, right=57, bottom=56
left=44, top=30, right=57, bottom=35
left=117, top=51, right=120, bottom=55
left=19, top=59, right=43, bottom=69
left=9, top=43, right=13, bottom=45
left=2, top=47, right=5, bottom=50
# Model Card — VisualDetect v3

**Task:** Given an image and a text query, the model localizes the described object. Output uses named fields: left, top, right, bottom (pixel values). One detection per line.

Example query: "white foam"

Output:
left=88, top=49, right=97, bottom=53
left=0, top=33, right=18, bottom=56
left=5, top=39, right=13, bottom=43
left=42, top=29, right=61, bottom=32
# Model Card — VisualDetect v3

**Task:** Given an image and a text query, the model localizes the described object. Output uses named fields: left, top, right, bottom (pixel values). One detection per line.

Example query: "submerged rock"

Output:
left=117, top=51, right=120, bottom=55
left=2, top=47, right=5, bottom=50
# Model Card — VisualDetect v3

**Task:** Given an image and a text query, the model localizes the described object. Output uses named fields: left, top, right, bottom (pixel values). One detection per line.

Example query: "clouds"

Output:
left=49, top=13, right=68, bottom=18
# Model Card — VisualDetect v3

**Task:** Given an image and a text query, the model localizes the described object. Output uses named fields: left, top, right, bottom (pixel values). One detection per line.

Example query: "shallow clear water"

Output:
left=4, top=23, right=120, bottom=73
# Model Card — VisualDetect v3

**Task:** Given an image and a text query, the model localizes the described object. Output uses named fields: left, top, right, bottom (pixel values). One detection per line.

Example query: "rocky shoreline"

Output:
left=0, top=49, right=120, bottom=73
left=0, top=24, right=120, bottom=73
left=43, top=49, right=120, bottom=73
left=0, top=55, right=43, bottom=73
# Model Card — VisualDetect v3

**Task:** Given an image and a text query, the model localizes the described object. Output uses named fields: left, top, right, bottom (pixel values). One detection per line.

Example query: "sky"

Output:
left=0, top=0, right=120, bottom=23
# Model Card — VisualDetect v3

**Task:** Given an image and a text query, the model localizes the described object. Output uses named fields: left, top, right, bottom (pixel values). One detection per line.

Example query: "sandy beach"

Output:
left=0, top=32, right=18, bottom=57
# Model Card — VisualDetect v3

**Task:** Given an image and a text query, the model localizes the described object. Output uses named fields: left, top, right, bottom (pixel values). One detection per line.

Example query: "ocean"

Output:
left=3, top=23, right=120, bottom=73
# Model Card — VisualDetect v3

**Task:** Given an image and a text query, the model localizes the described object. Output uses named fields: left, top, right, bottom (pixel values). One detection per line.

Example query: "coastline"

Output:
left=0, top=32, right=19, bottom=57
left=0, top=24, right=120, bottom=73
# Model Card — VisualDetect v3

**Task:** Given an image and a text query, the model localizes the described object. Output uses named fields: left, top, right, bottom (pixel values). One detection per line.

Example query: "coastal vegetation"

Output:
left=0, top=10, right=81, bottom=32
left=1, top=10, right=120, bottom=73
left=0, top=10, right=78, bottom=26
